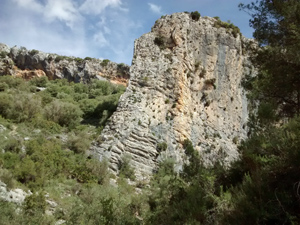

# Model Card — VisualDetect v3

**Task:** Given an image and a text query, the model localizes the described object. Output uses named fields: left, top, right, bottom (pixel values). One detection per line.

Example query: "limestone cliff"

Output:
left=0, top=44, right=129, bottom=85
left=91, top=13, right=254, bottom=177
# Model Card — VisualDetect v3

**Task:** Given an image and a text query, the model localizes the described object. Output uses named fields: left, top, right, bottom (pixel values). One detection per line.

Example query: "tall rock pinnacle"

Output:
left=91, top=12, right=254, bottom=177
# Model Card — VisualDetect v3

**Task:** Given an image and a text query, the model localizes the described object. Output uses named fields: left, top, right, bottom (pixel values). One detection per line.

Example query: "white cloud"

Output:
left=148, top=3, right=163, bottom=15
left=79, top=0, right=122, bottom=15
left=12, top=0, right=82, bottom=29
left=45, top=0, right=82, bottom=29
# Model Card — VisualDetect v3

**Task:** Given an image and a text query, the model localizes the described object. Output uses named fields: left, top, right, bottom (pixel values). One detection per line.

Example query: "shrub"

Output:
left=3, top=136, right=22, bottom=153
left=0, top=200, right=18, bottom=223
left=232, top=136, right=239, bottom=144
left=191, top=11, right=201, bottom=21
left=139, top=76, right=149, bottom=87
left=0, top=92, right=12, bottom=117
left=67, top=131, right=92, bottom=154
left=118, top=154, right=135, bottom=180
left=29, top=76, right=49, bottom=87
left=157, top=142, right=167, bottom=152
left=55, top=55, right=65, bottom=62
left=31, top=115, right=62, bottom=134
left=29, top=49, right=39, bottom=56
left=79, top=98, right=99, bottom=118
left=0, top=168, right=16, bottom=189
left=154, top=36, right=165, bottom=48
left=23, top=192, right=46, bottom=216
left=75, top=57, right=83, bottom=63
left=0, top=51, right=8, bottom=58
left=0, top=82, right=9, bottom=91
left=0, top=92, right=42, bottom=122
left=89, top=80, right=113, bottom=96
left=10, top=93, right=42, bottom=122
left=0, top=75, right=23, bottom=88
left=44, top=99, right=83, bottom=128
left=117, top=63, right=126, bottom=70
left=101, top=59, right=110, bottom=67
left=213, top=18, right=241, bottom=38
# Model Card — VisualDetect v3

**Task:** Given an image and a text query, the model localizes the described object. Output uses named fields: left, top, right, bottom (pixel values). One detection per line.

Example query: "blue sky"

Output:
left=0, top=0, right=254, bottom=65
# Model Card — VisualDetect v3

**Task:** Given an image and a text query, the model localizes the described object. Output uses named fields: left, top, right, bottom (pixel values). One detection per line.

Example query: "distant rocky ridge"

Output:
left=91, top=13, right=256, bottom=177
left=0, top=43, right=130, bottom=85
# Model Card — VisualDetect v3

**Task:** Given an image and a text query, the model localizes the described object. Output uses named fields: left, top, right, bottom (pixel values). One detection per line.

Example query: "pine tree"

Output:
left=240, top=0, right=300, bottom=117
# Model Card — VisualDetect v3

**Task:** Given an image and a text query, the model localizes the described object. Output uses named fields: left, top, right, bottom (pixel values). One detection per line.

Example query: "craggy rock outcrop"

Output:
left=0, top=44, right=129, bottom=85
left=91, top=13, right=255, bottom=177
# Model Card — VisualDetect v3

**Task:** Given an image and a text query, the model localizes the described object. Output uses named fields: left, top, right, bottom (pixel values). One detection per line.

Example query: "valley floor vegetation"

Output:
left=1, top=0, right=300, bottom=224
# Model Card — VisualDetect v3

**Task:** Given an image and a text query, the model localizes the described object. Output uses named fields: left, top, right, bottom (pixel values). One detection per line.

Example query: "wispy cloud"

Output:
left=45, top=0, right=82, bottom=29
left=148, top=3, right=164, bottom=15
left=79, top=0, right=123, bottom=15
left=2, top=0, right=139, bottom=63
left=12, top=0, right=82, bottom=29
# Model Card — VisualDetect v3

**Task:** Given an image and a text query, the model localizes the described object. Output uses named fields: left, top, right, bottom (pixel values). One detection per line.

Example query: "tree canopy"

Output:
left=240, top=0, right=300, bottom=118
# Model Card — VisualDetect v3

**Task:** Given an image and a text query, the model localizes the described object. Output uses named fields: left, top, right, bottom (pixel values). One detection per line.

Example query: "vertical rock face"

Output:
left=91, top=13, right=254, bottom=176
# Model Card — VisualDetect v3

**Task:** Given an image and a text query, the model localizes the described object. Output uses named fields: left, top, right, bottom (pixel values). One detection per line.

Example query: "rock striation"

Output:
left=91, top=13, right=255, bottom=177
left=0, top=44, right=129, bottom=85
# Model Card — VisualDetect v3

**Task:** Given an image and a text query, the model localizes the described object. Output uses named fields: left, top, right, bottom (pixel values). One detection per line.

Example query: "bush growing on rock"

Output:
left=191, top=11, right=201, bottom=21
left=157, top=142, right=167, bottom=152
left=29, top=49, right=39, bottom=56
left=118, top=154, right=136, bottom=181
left=154, top=36, right=165, bottom=49
left=100, top=59, right=110, bottom=67
left=213, top=18, right=241, bottom=38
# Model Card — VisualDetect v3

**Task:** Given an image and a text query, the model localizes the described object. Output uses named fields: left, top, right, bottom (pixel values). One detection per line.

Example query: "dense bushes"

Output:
left=0, top=75, right=129, bottom=221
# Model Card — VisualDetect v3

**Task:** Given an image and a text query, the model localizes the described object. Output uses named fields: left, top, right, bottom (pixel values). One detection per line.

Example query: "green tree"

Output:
left=147, top=141, right=217, bottom=224
left=220, top=1, right=300, bottom=223
left=240, top=0, right=300, bottom=118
